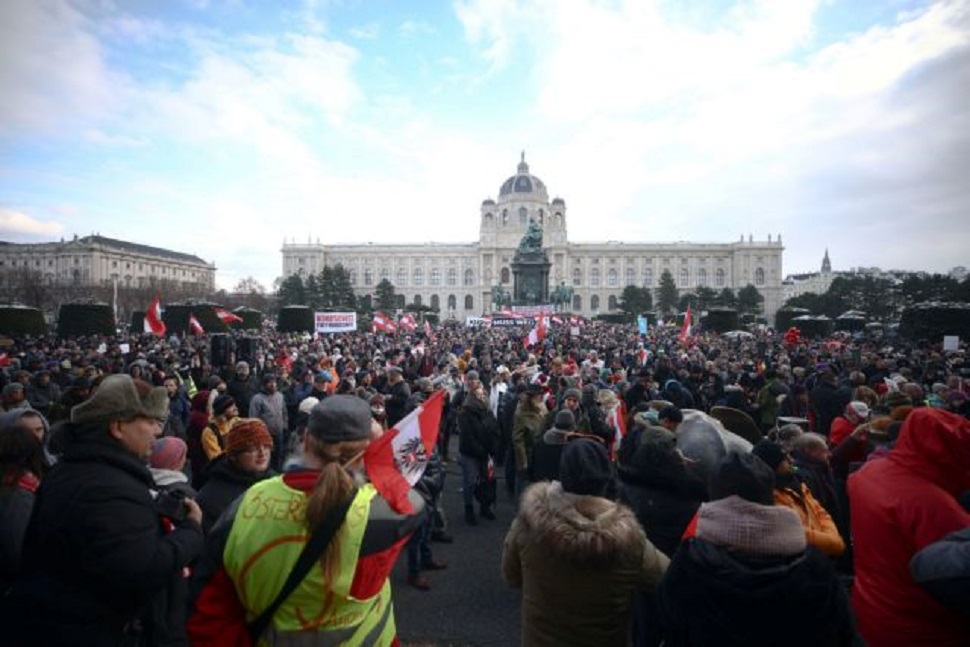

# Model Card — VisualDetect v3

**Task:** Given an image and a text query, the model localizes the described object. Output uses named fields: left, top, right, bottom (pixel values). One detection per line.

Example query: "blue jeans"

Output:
left=459, top=453, right=485, bottom=507
left=406, top=507, right=432, bottom=576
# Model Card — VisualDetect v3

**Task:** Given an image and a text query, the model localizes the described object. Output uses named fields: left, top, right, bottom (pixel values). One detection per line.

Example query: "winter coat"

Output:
left=809, top=379, right=849, bottom=437
left=910, top=527, right=970, bottom=618
left=249, top=389, right=287, bottom=436
left=772, top=473, right=846, bottom=558
left=512, top=398, right=547, bottom=472
left=0, top=423, right=204, bottom=646
left=658, top=496, right=856, bottom=647
left=848, top=408, right=970, bottom=646
left=195, top=456, right=275, bottom=534
left=458, top=395, right=500, bottom=460
left=502, top=481, right=669, bottom=647
left=384, top=379, right=411, bottom=428
left=0, top=471, right=40, bottom=592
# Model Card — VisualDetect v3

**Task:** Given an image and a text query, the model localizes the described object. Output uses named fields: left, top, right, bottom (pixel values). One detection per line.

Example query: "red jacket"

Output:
left=848, top=408, right=970, bottom=647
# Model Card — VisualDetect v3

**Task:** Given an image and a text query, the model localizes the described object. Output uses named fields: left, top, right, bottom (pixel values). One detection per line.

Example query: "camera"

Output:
left=154, top=489, right=187, bottom=522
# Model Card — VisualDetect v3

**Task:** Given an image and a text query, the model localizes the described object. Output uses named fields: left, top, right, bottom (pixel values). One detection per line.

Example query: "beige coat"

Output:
left=502, top=481, right=669, bottom=647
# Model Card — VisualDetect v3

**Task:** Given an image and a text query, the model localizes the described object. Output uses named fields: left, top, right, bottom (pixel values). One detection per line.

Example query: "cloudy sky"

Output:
left=2, top=0, right=968, bottom=291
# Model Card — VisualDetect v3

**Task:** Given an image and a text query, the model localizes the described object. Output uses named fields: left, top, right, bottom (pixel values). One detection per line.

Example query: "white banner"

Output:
left=315, top=311, right=357, bottom=333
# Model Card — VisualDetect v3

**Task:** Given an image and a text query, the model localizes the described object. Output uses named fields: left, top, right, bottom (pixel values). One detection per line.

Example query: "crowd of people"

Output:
left=0, top=317, right=968, bottom=645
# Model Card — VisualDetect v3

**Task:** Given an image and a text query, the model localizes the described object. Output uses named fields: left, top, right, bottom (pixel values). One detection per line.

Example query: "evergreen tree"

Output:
left=694, top=286, right=718, bottom=310
left=375, top=278, right=397, bottom=312
left=715, top=287, right=737, bottom=308
left=618, top=285, right=653, bottom=321
left=276, top=275, right=306, bottom=306
left=656, top=270, right=679, bottom=315
left=737, top=284, right=764, bottom=315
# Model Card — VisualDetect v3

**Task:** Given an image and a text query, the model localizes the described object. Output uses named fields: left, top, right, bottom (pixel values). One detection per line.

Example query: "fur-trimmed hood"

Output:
left=518, top=480, right=647, bottom=567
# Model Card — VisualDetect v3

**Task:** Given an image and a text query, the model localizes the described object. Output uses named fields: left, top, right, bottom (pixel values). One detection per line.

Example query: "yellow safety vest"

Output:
left=224, top=477, right=398, bottom=646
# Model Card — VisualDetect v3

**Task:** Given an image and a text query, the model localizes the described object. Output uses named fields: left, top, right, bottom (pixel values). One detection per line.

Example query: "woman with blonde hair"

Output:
left=188, top=395, right=424, bottom=646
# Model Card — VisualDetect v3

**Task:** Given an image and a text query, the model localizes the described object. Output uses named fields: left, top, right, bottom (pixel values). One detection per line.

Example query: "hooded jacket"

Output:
left=502, top=481, right=669, bottom=647
left=848, top=408, right=970, bottom=646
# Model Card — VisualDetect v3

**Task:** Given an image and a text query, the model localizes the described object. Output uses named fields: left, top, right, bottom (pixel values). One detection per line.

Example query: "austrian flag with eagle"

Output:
left=363, top=389, right=445, bottom=514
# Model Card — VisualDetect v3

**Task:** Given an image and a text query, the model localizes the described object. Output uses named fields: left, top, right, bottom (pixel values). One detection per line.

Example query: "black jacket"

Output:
left=195, top=457, right=275, bottom=534
left=457, top=396, right=500, bottom=460
left=1, top=423, right=204, bottom=646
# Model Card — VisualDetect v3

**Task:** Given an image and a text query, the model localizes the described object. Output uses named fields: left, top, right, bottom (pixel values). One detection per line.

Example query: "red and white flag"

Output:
left=144, top=295, right=166, bottom=336
left=679, top=305, right=692, bottom=342
left=372, top=311, right=396, bottom=334
left=215, top=307, right=243, bottom=325
left=364, top=389, right=445, bottom=514
left=551, top=315, right=564, bottom=325
left=569, top=315, right=584, bottom=327
left=398, top=313, right=417, bottom=331
left=423, top=318, right=435, bottom=340
left=523, top=314, right=548, bottom=347
left=607, top=401, right=628, bottom=461
left=188, top=313, right=205, bottom=336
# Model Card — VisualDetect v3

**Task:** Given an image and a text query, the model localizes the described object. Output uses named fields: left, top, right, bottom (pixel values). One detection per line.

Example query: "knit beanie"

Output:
left=225, top=418, right=273, bottom=454
left=751, top=440, right=787, bottom=472
left=149, top=437, right=188, bottom=470
left=554, top=409, right=576, bottom=431
left=709, top=452, right=775, bottom=505
left=559, top=439, right=613, bottom=497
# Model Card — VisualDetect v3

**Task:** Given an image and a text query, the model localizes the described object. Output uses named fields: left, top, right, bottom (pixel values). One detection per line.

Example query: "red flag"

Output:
left=188, top=312, right=205, bottom=336
left=679, top=305, right=692, bottom=342
left=551, top=315, right=563, bottom=325
left=372, top=311, right=397, bottom=334
left=144, top=295, right=166, bottom=336
left=364, top=390, right=445, bottom=514
left=608, top=400, right=628, bottom=461
left=398, top=313, right=417, bottom=331
left=215, top=307, right=243, bottom=325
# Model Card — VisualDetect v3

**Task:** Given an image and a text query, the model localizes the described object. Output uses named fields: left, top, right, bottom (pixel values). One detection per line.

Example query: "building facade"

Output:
left=0, top=235, right=216, bottom=291
left=282, top=155, right=785, bottom=320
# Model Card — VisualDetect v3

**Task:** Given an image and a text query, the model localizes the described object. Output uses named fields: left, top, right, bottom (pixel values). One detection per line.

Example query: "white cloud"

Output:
left=0, top=208, right=66, bottom=238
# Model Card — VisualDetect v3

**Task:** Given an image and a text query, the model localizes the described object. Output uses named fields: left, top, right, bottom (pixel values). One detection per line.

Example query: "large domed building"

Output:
left=281, top=154, right=785, bottom=320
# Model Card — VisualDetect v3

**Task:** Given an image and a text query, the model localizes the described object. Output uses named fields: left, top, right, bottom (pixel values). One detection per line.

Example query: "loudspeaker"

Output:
left=237, top=337, right=258, bottom=364
left=210, top=334, right=233, bottom=367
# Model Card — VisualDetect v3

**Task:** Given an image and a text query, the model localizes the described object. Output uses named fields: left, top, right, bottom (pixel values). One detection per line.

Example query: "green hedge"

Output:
left=57, top=303, right=115, bottom=337
left=899, top=302, right=970, bottom=342
left=278, top=306, right=314, bottom=333
left=701, top=308, right=739, bottom=333
left=0, top=305, right=46, bottom=337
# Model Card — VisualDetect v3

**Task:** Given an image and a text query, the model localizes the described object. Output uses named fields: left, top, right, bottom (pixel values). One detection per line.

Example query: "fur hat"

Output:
left=213, top=394, right=236, bottom=417
left=554, top=409, right=576, bottom=431
left=559, top=439, right=613, bottom=497
left=709, top=452, right=775, bottom=505
left=71, top=375, right=168, bottom=426
left=226, top=418, right=273, bottom=454
left=308, top=395, right=373, bottom=443
left=751, top=440, right=787, bottom=472
left=149, top=437, right=188, bottom=470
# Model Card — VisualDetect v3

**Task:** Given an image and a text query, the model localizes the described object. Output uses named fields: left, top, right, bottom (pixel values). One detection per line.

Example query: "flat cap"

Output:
left=308, top=394, right=373, bottom=443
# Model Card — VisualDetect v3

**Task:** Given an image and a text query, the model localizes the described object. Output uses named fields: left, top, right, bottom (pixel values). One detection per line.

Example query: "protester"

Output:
left=0, top=424, right=48, bottom=592
left=503, top=439, right=669, bottom=646
left=1, top=374, right=204, bottom=645
left=457, top=381, right=500, bottom=524
left=187, top=395, right=424, bottom=646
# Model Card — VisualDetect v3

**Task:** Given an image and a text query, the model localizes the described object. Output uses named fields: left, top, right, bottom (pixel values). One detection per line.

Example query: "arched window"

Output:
left=679, top=268, right=689, bottom=286
left=349, top=269, right=358, bottom=285
left=448, top=294, right=457, bottom=310
left=431, top=294, right=440, bottom=311
left=608, top=295, right=618, bottom=310
left=697, top=268, right=707, bottom=286
left=501, top=267, right=510, bottom=284
left=366, top=269, right=375, bottom=286
left=447, top=268, right=457, bottom=286
left=642, top=267, right=653, bottom=287
left=607, top=268, right=618, bottom=287
left=590, top=268, right=600, bottom=287
left=484, top=213, right=493, bottom=226
left=755, top=267, right=765, bottom=286
left=463, top=268, right=474, bottom=286
left=413, top=294, right=422, bottom=306
left=519, top=207, right=528, bottom=224
left=396, top=267, right=407, bottom=285
left=625, top=267, right=635, bottom=285
left=572, top=267, right=582, bottom=286
left=715, top=268, right=726, bottom=287
left=591, top=295, right=600, bottom=311
left=572, top=294, right=582, bottom=311
left=502, top=210, right=508, bottom=226
left=380, top=267, right=389, bottom=282
left=413, top=267, right=424, bottom=287
left=430, top=267, right=441, bottom=286
left=464, top=294, right=474, bottom=310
